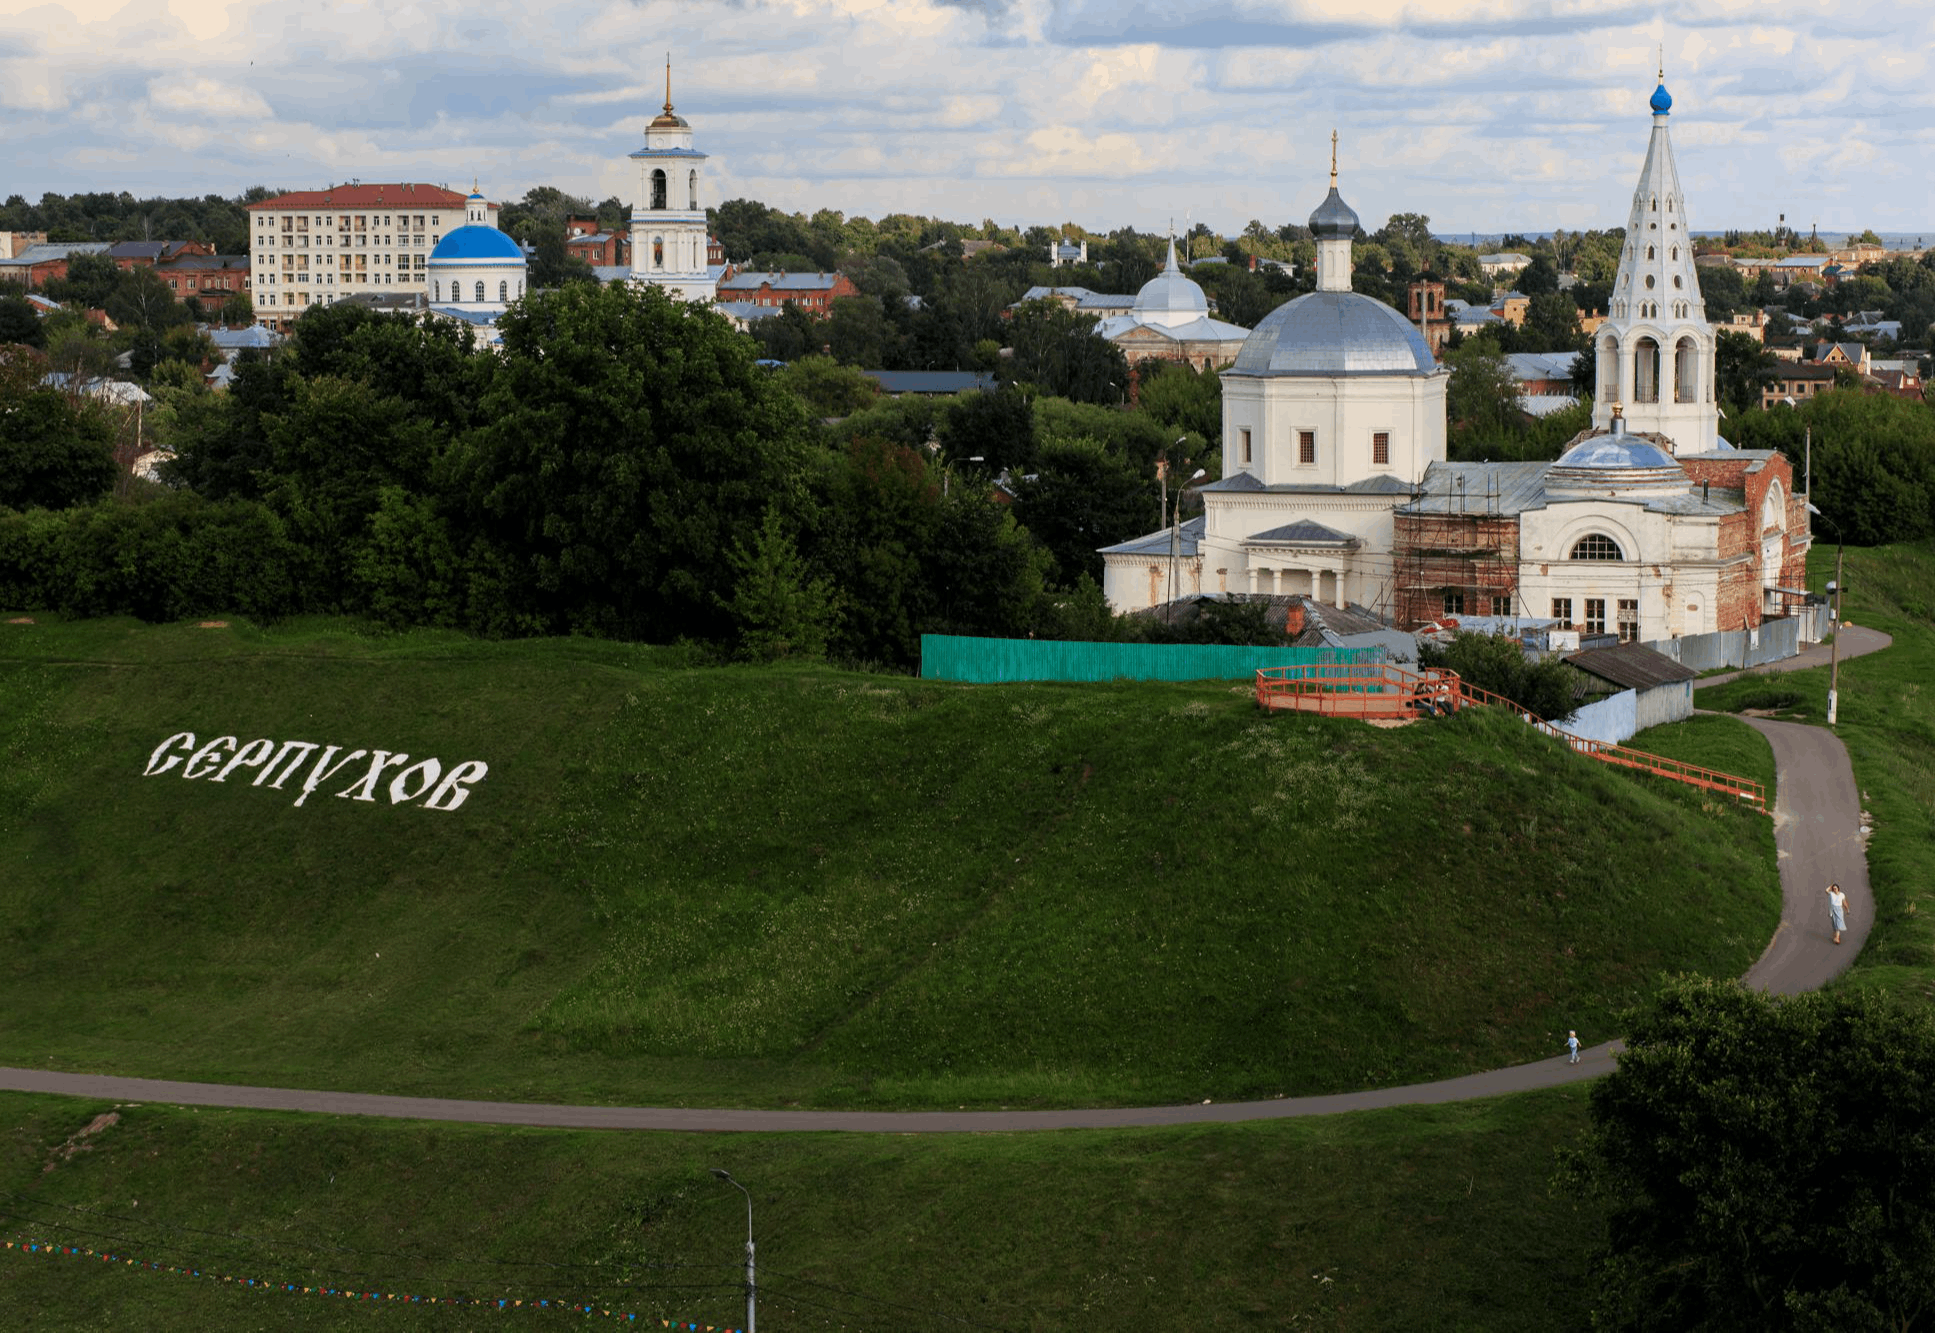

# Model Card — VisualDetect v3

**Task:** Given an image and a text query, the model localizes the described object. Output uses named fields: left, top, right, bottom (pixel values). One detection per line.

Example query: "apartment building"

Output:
left=245, top=183, right=488, bottom=331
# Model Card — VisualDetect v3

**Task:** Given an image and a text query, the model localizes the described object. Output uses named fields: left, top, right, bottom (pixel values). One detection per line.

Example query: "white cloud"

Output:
left=0, top=0, right=1923, bottom=234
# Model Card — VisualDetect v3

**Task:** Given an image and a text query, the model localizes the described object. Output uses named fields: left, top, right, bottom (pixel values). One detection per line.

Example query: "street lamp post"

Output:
left=1166, top=465, right=1207, bottom=624
left=709, top=1169, right=754, bottom=1333
left=1808, top=502, right=1844, bottom=726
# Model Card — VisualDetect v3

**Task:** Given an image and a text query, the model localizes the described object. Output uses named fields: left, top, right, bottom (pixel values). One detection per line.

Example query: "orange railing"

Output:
left=1256, top=662, right=1767, bottom=811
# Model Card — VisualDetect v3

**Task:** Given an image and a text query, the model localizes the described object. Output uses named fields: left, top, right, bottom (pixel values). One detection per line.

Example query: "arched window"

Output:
left=1597, top=334, right=1620, bottom=402
left=1672, top=275, right=1683, bottom=289
left=1646, top=244, right=1655, bottom=259
left=1570, top=534, right=1624, bottom=561
left=474, top=280, right=485, bottom=303
left=1670, top=246, right=1679, bottom=260
left=1634, top=336, right=1660, bottom=403
left=653, top=236, right=664, bottom=269
left=688, top=170, right=698, bottom=210
left=650, top=169, right=667, bottom=210
left=499, top=280, right=508, bottom=302
left=432, top=280, right=440, bottom=301
left=1674, top=336, right=1699, bottom=403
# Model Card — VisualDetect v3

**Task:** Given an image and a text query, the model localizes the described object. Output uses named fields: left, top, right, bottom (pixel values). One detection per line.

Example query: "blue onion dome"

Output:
left=1650, top=81, right=1673, bottom=114
left=430, top=226, right=523, bottom=262
left=1308, top=187, right=1360, bottom=240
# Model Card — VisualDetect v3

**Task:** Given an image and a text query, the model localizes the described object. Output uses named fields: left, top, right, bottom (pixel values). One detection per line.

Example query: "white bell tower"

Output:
left=1591, top=72, right=1719, bottom=453
left=628, top=56, right=715, bottom=303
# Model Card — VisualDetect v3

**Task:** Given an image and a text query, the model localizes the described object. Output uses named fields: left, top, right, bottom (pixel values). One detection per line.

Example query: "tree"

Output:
left=1134, top=361, right=1221, bottom=444
left=1444, top=339, right=1525, bottom=451
left=0, top=293, right=44, bottom=348
left=1523, top=291, right=1584, bottom=354
left=444, top=281, right=814, bottom=641
left=1009, top=434, right=1155, bottom=587
left=0, top=347, right=117, bottom=510
left=1562, top=977, right=1935, bottom=1331
left=1417, top=631, right=1576, bottom=721
left=1005, top=299, right=1128, bottom=405
left=719, top=506, right=839, bottom=661
left=773, top=355, right=879, bottom=418
left=1696, top=262, right=1745, bottom=317
left=1714, top=330, right=1778, bottom=415
left=940, top=384, right=1036, bottom=475
left=105, top=265, right=193, bottom=332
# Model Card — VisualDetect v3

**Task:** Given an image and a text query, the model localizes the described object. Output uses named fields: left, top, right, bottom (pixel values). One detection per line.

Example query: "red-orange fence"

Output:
left=1255, top=662, right=1766, bottom=811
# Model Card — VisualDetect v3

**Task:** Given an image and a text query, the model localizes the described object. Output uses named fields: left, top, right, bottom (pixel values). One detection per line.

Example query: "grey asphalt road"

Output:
left=0, top=628, right=1890, bottom=1132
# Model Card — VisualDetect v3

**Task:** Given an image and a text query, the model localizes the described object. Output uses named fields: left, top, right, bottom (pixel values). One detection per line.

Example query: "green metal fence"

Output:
left=919, top=635, right=1386, bottom=684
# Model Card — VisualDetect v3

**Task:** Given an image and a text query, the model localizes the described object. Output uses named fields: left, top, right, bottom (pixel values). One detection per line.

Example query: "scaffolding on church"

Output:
left=1391, top=470, right=1521, bottom=628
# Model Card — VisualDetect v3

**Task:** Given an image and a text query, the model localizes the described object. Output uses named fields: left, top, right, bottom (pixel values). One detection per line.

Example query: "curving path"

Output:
left=0, top=629, right=1891, bottom=1132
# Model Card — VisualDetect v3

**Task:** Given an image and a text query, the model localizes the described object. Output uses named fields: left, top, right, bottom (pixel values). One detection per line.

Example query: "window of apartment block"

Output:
left=1298, top=431, right=1315, bottom=465
left=1617, top=599, right=1639, bottom=643
left=1551, top=597, right=1572, bottom=625
left=1373, top=431, right=1390, bottom=466
left=1443, top=592, right=1465, bottom=615
left=1585, top=598, right=1607, bottom=635
left=1239, top=428, right=1252, bottom=465
left=1487, top=595, right=1512, bottom=616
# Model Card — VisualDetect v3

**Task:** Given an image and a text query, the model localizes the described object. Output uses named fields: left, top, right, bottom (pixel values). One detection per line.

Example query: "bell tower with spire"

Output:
left=1590, top=71, right=1719, bottom=453
left=628, top=54, right=715, bottom=302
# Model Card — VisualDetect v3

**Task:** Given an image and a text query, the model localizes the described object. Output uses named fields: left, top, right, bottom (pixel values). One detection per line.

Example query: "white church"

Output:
left=1101, top=78, right=1810, bottom=644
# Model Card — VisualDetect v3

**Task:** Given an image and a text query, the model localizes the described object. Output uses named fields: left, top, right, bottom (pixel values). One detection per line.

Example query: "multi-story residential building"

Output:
left=245, top=183, right=485, bottom=331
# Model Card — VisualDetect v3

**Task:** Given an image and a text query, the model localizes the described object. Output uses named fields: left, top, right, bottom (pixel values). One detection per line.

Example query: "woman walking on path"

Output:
left=1826, top=883, right=1848, bottom=945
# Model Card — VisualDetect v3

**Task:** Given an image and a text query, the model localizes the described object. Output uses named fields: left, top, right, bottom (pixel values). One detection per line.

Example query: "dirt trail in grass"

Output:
left=0, top=630, right=1891, bottom=1131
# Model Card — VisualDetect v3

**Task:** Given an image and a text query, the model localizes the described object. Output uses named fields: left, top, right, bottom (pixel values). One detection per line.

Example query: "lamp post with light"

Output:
left=709, top=1169, right=754, bottom=1333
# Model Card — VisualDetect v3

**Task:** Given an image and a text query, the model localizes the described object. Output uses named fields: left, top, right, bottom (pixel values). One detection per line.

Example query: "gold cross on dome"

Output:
left=1330, top=130, right=1338, bottom=187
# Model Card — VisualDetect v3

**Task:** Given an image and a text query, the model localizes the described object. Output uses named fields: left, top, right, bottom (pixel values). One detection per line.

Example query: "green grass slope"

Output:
left=0, top=1088, right=1598, bottom=1331
left=0, top=617, right=1776, bottom=1108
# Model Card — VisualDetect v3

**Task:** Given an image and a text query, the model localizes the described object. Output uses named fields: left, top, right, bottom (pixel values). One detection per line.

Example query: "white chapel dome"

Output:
left=1131, top=237, right=1211, bottom=330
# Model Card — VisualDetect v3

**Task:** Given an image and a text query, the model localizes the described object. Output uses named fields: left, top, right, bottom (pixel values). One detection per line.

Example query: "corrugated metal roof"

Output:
left=861, top=370, right=995, bottom=395
left=719, top=270, right=844, bottom=291
left=1398, top=461, right=1552, bottom=516
left=1245, top=519, right=1359, bottom=546
left=1098, top=515, right=1205, bottom=557
left=1565, top=643, right=1699, bottom=690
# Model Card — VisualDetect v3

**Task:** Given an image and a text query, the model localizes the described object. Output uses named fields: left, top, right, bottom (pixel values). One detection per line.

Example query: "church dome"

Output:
left=1545, top=417, right=1685, bottom=496
left=1131, top=238, right=1210, bottom=329
left=1228, top=290, right=1437, bottom=376
left=1650, top=81, right=1673, bottom=115
left=430, top=225, right=524, bottom=263
left=1308, top=187, right=1360, bottom=240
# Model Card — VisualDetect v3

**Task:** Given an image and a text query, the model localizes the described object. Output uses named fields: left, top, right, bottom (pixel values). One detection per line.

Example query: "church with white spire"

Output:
left=1102, top=80, right=1814, bottom=646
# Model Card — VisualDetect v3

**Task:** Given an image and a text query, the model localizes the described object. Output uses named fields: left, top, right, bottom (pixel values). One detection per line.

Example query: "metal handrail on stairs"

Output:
left=1255, top=662, right=1767, bottom=811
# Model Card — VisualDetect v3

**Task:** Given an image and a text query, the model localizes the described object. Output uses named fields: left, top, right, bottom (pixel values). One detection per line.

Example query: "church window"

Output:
left=474, top=281, right=485, bottom=302
left=1570, top=534, right=1624, bottom=561
left=1617, top=599, right=1640, bottom=642
left=1585, top=598, right=1607, bottom=635
left=499, top=280, right=508, bottom=302
left=688, top=170, right=699, bottom=209
left=653, top=236, right=664, bottom=268
left=1674, top=336, right=1699, bottom=403
left=651, top=169, right=667, bottom=210
left=1670, top=246, right=1679, bottom=260
left=432, top=280, right=439, bottom=301
left=1373, top=431, right=1390, bottom=466
left=1672, top=275, right=1682, bottom=289
left=1443, top=592, right=1464, bottom=615
left=1644, top=274, right=1655, bottom=289
left=1239, top=428, right=1252, bottom=465
left=1298, top=431, right=1315, bottom=465
left=1646, top=245, right=1655, bottom=259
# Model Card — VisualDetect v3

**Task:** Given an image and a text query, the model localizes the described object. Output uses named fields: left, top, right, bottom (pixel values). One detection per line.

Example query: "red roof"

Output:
left=247, top=184, right=475, bottom=211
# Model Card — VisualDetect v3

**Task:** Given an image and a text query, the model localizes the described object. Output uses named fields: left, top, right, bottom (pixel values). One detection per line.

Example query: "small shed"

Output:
left=1564, top=642, right=1698, bottom=732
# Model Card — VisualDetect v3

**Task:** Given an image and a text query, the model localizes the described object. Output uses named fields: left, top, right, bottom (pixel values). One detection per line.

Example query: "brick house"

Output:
left=564, top=219, right=629, bottom=268
left=714, top=268, right=860, bottom=314
left=1761, top=362, right=1837, bottom=409
left=153, top=253, right=252, bottom=305
left=0, top=240, right=112, bottom=287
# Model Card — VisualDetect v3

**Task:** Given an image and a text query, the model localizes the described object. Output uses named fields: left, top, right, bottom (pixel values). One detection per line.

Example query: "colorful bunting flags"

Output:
left=5, top=1235, right=738, bottom=1329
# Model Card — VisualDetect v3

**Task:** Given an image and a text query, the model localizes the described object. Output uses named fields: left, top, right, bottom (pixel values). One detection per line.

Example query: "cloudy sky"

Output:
left=4, top=0, right=1929, bottom=239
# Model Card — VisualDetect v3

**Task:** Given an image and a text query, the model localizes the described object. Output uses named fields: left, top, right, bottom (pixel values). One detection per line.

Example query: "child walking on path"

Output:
left=1566, top=1031, right=1581, bottom=1064
left=1826, top=883, right=1848, bottom=945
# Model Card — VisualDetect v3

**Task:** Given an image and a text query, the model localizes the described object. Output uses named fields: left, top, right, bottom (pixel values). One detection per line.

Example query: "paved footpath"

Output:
left=0, top=629, right=1891, bottom=1133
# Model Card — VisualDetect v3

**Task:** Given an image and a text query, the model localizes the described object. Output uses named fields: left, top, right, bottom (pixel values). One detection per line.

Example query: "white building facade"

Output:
left=246, top=184, right=477, bottom=330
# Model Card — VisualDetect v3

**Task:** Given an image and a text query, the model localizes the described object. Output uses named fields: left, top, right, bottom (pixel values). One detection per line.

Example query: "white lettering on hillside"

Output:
left=142, top=732, right=489, bottom=811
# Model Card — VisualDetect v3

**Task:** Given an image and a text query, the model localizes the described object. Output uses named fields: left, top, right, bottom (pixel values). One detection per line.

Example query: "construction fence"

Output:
left=1644, top=617, right=1803, bottom=674
left=919, top=635, right=1386, bottom=684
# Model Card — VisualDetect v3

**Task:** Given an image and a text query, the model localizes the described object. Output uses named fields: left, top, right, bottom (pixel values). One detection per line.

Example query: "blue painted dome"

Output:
left=1650, top=82, right=1672, bottom=114
left=430, top=225, right=523, bottom=263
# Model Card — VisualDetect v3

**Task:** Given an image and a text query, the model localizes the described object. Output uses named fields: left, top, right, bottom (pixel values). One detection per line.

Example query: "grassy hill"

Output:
left=0, top=616, right=1775, bottom=1110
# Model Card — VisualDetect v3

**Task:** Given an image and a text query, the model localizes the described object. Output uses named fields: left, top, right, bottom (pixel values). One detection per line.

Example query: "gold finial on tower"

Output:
left=1329, top=129, right=1339, bottom=188
left=664, top=52, right=674, bottom=114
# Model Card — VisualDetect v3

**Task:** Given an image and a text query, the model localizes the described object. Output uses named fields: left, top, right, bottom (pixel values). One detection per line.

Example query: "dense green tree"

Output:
left=443, top=281, right=813, bottom=640
left=1005, top=299, right=1128, bottom=405
left=160, top=353, right=296, bottom=501
left=1134, top=361, right=1221, bottom=444
left=719, top=506, right=839, bottom=661
left=1562, top=977, right=1935, bottom=1331
left=1444, top=339, right=1525, bottom=452
left=940, top=384, right=1037, bottom=475
left=1695, top=262, right=1745, bottom=317
left=822, top=294, right=893, bottom=366
left=45, top=253, right=122, bottom=311
left=105, top=266, right=194, bottom=332
left=1418, top=631, right=1576, bottom=722
left=1523, top=291, right=1585, bottom=354
left=773, top=355, right=879, bottom=418
left=747, top=303, right=822, bottom=363
left=1714, top=329, right=1779, bottom=415
left=0, top=349, right=117, bottom=510
left=1009, top=434, right=1155, bottom=586
left=0, top=293, right=45, bottom=348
